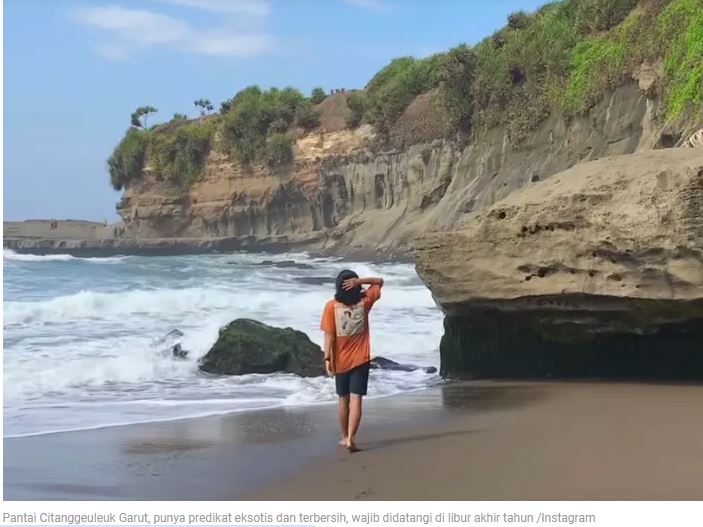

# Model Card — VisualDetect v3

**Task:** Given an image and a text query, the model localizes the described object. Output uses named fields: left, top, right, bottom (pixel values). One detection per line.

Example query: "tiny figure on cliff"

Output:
left=320, top=270, right=384, bottom=453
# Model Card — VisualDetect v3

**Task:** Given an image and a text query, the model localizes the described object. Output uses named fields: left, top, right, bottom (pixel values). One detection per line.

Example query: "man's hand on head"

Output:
left=342, top=278, right=360, bottom=291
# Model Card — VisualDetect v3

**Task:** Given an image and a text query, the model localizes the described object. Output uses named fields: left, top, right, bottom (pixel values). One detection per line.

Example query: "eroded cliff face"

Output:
left=415, top=148, right=703, bottom=380
left=117, top=84, right=669, bottom=257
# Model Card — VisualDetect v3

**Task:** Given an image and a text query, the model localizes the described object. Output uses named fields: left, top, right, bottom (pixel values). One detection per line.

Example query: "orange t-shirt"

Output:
left=320, top=285, right=382, bottom=374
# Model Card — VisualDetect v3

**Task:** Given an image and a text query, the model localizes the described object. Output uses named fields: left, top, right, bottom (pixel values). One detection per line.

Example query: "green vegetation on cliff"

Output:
left=362, top=55, right=444, bottom=133
left=659, top=0, right=703, bottom=121
left=108, top=87, right=318, bottom=189
left=561, top=0, right=703, bottom=123
left=108, top=129, right=149, bottom=191
left=150, top=118, right=219, bottom=189
left=220, top=86, right=317, bottom=164
left=470, top=0, right=702, bottom=136
left=350, top=0, right=702, bottom=140
left=108, top=0, right=702, bottom=191
left=108, top=118, right=217, bottom=191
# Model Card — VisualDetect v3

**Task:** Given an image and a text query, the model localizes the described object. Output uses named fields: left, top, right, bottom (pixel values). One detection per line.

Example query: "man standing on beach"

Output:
left=321, top=270, right=383, bottom=453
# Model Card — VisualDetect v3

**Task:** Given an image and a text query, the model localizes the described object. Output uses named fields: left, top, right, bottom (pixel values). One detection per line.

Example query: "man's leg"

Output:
left=338, top=396, right=350, bottom=445
left=346, top=394, right=363, bottom=452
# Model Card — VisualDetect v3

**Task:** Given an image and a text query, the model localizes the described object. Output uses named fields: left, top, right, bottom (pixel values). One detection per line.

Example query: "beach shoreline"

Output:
left=6, top=380, right=703, bottom=500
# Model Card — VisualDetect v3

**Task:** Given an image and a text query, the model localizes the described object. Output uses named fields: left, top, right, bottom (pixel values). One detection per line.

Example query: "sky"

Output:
left=4, top=0, right=547, bottom=221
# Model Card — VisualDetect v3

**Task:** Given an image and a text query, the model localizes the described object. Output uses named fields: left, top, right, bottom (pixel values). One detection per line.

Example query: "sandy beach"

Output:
left=6, top=380, right=703, bottom=500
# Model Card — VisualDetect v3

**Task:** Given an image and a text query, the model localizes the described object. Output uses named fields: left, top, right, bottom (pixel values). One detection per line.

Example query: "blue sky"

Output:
left=4, top=0, right=547, bottom=221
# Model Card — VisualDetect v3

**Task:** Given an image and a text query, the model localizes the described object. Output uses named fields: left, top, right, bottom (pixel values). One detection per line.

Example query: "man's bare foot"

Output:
left=338, top=438, right=348, bottom=447
left=346, top=440, right=361, bottom=453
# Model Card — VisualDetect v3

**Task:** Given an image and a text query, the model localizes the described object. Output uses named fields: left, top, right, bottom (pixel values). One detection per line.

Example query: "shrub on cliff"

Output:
left=346, top=91, right=367, bottom=128
left=573, top=0, right=638, bottom=33
left=220, top=86, right=310, bottom=164
left=363, top=55, right=444, bottom=134
left=149, top=118, right=218, bottom=189
left=265, top=133, right=294, bottom=167
left=107, top=129, right=149, bottom=190
left=466, top=1, right=580, bottom=141
left=436, top=45, right=477, bottom=133
left=507, top=11, right=531, bottom=30
left=295, top=101, right=321, bottom=131
left=310, top=87, right=326, bottom=105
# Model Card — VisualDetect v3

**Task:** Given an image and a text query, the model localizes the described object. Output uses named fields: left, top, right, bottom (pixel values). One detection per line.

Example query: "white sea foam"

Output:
left=4, top=250, right=76, bottom=262
left=4, top=249, right=128, bottom=263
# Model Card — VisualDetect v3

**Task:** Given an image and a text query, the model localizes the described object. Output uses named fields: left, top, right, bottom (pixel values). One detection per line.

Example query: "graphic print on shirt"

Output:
left=334, top=302, right=365, bottom=337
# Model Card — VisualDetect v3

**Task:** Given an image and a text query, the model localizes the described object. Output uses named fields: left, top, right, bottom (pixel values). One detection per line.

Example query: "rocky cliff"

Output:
left=114, top=83, right=671, bottom=258
left=416, top=147, right=703, bottom=379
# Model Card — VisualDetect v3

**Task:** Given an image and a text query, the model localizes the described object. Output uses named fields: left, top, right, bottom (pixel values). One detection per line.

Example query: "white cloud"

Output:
left=149, top=0, right=270, bottom=16
left=73, top=6, right=189, bottom=45
left=344, top=0, right=393, bottom=12
left=189, top=33, right=274, bottom=56
left=72, top=4, right=275, bottom=59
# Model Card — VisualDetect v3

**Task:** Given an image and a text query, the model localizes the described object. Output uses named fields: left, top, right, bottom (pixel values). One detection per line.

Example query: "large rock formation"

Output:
left=415, top=148, right=703, bottom=380
left=5, top=85, right=694, bottom=258
left=112, top=84, right=669, bottom=257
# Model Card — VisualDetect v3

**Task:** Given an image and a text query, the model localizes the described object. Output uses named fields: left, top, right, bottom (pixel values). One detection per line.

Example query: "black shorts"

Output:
left=335, top=362, right=370, bottom=396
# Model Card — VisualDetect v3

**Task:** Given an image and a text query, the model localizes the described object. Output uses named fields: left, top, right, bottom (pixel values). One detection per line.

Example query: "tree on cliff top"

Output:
left=310, top=87, right=326, bottom=105
left=107, top=129, right=149, bottom=190
left=194, top=98, right=214, bottom=116
left=131, top=106, right=158, bottom=129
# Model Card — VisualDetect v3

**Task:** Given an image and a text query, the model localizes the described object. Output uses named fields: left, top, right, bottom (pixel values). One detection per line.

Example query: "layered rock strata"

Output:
left=415, top=148, right=703, bottom=379
left=113, top=84, right=666, bottom=257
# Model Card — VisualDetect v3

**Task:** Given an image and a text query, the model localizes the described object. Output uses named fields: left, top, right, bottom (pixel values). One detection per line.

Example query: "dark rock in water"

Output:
left=370, top=356, right=437, bottom=374
left=295, top=276, right=334, bottom=285
left=154, top=329, right=184, bottom=345
left=199, top=319, right=325, bottom=377
left=171, top=343, right=189, bottom=359
left=256, top=259, right=315, bottom=270
left=153, top=329, right=189, bottom=360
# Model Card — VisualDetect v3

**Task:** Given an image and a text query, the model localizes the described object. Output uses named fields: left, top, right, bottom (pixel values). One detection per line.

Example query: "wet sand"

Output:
left=6, top=381, right=703, bottom=500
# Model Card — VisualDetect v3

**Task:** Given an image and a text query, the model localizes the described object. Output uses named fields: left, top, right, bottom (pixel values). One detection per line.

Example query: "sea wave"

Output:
left=4, top=281, right=436, bottom=326
left=4, top=369, right=442, bottom=438
left=3, top=249, right=128, bottom=264
left=3, top=287, right=237, bottom=324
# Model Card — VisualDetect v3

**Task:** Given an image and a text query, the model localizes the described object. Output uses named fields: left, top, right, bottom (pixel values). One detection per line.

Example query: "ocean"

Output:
left=3, top=249, right=443, bottom=438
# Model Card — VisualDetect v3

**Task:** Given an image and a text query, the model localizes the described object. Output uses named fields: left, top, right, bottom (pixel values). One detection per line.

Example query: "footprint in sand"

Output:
left=354, top=488, right=375, bottom=499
